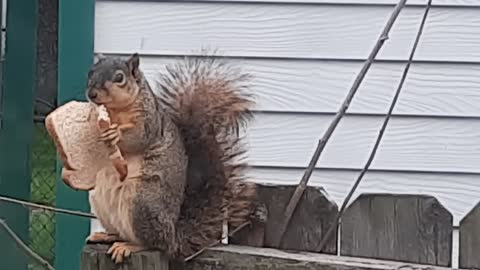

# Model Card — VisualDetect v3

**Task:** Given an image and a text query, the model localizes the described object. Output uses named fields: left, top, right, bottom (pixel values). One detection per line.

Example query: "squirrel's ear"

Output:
left=93, top=53, right=105, bottom=64
left=127, top=53, right=140, bottom=78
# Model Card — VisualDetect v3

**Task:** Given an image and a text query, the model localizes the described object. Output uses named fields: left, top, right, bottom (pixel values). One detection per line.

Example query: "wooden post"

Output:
left=0, top=0, right=38, bottom=269
left=81, top=244, right=464, bottom=270
left=459, top=201, right=480, bottom=269
left=55, top=0, right=95, bottom=269
left=81, top=244, right=170, bottom=270
left=340, top=193, right=453, bottom=266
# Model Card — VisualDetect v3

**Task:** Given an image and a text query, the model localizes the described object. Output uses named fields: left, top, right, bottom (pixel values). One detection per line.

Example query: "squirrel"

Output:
left=83, top=53, right=258, bottom=264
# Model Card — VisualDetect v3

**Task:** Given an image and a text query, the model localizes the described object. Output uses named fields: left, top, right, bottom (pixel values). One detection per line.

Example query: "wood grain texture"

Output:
left=81, top=246, right=99, bottom=270
left=229, top=221, right=266, bottom=247
left=185, top=245, right=456, bottom=270
left=246, top=168, right=480, bottom=226
left=230, top=202, right=267, bottom=247
left=138, top=56, right=480, bottom=117
left=82, top=244, right=170, bottom=270
left=246, top=113, right=480, bottom=173
left=458, top=202, right=480, bottom=269
left=254, top=184, right=338, bottom=254
left=95, top=2, right=480, bottom=62
left=340, top=194, right=453, bottom=266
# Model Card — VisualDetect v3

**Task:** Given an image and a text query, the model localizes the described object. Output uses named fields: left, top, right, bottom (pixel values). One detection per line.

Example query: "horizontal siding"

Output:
left=246, top=167, right=480, bottom=225
left=247, top=113, right=480, bottom=173
left=96, top=0, right=480, bottom=7
left=137, top=56, right=480, bottom=117
left=95, top=1, right=480, bottom=62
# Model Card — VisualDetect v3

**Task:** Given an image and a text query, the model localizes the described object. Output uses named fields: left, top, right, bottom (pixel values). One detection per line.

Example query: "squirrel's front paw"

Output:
left=99, top=123, right=121, bottom=146
left=107, top=242, right=146, bottom=264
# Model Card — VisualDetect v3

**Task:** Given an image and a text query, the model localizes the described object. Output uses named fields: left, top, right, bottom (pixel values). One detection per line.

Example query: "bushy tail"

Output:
left=155, top=56, right=258, bottom=258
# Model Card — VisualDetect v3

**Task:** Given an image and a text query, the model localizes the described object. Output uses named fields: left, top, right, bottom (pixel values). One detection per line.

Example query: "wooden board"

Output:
left=81, top=244, right=463, bottom=270
left=239, top=184, right=338, bottom=253
left=341, top=194, right=453, bottom=266
left=137, top=56, right=480, bottom=117
left=264, top=184, right=337, bottom=253
left=185, top=245, right=458, bottom=270
left=245, top=114, right=480, bottom=174
left=229, top=200, right=267, bottom=248
left=459, top=202, right=480, bottom=269
left=246, top=168, right=480, bottom=226
left=95, top=2, right=480, bottom=62
left=82, top=244, right=170, bottom=270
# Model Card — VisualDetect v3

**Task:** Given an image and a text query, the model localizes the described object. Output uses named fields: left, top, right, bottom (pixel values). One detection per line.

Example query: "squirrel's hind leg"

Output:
left=86, top=232, right=123, bottom=244
left=131, top=187, right=182, bottom=257
left=107, top=241, right=147, bottom=264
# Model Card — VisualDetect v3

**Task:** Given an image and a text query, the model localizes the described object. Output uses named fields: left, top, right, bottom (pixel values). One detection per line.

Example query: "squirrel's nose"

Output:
left=88, top=91, right=98, bottom=100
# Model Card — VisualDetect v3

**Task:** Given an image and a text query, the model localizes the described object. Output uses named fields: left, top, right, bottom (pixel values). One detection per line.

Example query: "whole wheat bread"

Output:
left=45, top=101, right=127, bottom=191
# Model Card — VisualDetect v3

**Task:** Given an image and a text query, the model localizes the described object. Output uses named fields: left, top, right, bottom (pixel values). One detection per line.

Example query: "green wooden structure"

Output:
left=0, top=0, right=94, bottom=269
left=0, top=0, right=38, bottom=269
left=56, top=0, right=95, bottom=270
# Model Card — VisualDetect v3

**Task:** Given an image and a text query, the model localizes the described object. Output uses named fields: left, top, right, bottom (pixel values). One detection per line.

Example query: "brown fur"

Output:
left=86, top=53, right=257, bottom=261
left=155, top=56, right=257, bottom=257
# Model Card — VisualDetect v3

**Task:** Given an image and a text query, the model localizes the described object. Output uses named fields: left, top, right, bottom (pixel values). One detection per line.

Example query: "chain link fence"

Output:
left=29, top=118, right=57, bottom=268
left=29, top=0, right=59, bottom=267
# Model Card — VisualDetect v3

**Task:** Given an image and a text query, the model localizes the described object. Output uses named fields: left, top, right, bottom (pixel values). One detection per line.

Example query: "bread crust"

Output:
left=44, top=101, right=122, bottom=190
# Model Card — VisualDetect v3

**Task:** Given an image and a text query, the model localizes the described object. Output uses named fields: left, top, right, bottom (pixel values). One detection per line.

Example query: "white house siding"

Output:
left=93, top=0, right=480, bottom=234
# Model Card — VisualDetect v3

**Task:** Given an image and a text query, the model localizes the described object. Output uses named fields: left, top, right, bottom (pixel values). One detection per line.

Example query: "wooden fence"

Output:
left=81, top=183, right=480, bottom=270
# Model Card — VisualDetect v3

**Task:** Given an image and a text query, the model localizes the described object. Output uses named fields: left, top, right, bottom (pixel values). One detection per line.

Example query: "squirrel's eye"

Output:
left=113, top=73, right=125, bottom=84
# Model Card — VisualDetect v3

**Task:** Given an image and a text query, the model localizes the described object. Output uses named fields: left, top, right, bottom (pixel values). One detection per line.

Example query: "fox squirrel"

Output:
left=83, top=53, right=258, bottom=263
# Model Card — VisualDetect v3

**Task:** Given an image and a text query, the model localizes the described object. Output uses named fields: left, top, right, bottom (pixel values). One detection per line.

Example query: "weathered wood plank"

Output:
left=244, top=184, right=338, bottom=254
left=341, top=194, right=453, bottom=266
left=230, top=202, right=267, bottom=247
left=246, top=167, right=480, bottom=227
left=82, top=244, right=170, bottom=270
left=184, top=245, right=459, bottom=270
left=81, top=246, right=99, bottom=270
left=459, top=201, right=480, bottom=269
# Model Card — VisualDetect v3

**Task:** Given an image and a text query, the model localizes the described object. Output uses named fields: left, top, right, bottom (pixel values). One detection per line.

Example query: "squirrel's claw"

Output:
left=107, top=242, right=146, bottom=264
left=99, top=124, right=122, bottom=146
left=110, top=137, right=120, bottom=147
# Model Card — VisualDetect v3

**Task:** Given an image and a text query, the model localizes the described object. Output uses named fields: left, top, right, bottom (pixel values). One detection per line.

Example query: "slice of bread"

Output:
left=45, top=101, right=122, bottom=191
